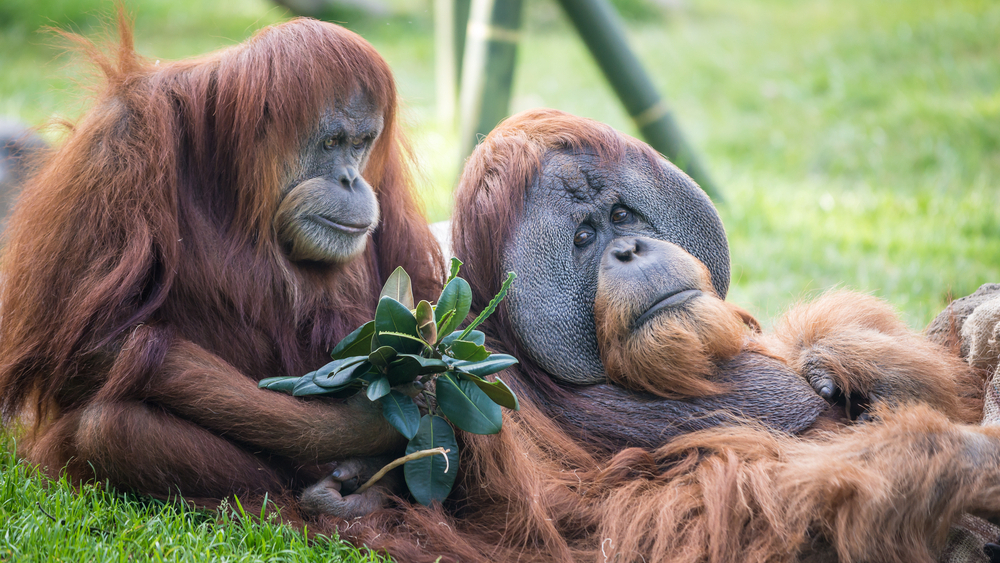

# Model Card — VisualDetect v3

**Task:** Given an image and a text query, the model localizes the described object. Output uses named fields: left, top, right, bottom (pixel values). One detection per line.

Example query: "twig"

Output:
left=37, top=501, right=105, bottom=535
left=36, top=502, right=60, bottom=524
left=354, top=447, right=450, bottom=495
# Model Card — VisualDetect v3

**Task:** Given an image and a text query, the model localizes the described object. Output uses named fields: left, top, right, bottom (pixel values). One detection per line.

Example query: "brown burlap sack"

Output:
left=937, top=287, right=1000, bottom=563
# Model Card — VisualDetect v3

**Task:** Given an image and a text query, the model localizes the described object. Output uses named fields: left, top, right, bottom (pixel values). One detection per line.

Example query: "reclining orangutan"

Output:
left=324, top=109, right=998, bottom=563
left=0, top=16, right=444, bottom=517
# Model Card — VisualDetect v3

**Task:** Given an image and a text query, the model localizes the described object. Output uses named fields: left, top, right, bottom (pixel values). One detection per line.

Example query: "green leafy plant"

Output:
left=259, top=259, right=518, bottom=505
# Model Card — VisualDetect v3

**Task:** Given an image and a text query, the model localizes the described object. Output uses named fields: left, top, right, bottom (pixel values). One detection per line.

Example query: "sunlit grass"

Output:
left=0, top=435, right=386, bottom=562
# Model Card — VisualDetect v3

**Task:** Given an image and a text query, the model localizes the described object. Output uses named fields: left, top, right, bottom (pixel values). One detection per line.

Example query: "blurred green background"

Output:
left=1, top=0, right=997, bottom=330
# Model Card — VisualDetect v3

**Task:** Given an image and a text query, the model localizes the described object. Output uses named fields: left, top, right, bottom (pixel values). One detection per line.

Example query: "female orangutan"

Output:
left=0, top=16, right=445, bottom=518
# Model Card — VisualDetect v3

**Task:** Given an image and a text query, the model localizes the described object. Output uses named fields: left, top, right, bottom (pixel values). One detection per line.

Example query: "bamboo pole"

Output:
left=434, top=0, right=471, bottom=122
left=457, top=0, right=524, bottom=159
left=453, top=0, right=471, bottom=85
left=555, top=0, right=722, bottom=201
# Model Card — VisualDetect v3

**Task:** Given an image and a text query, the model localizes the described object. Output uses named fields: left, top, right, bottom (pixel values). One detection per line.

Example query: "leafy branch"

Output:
left=259, top=259, right=518, bottom=505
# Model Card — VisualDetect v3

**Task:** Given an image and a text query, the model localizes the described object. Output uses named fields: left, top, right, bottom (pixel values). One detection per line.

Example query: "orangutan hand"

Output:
left=299, top=456, right=401, bottom=519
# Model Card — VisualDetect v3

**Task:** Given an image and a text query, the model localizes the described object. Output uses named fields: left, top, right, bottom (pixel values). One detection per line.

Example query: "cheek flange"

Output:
left=502, top=208, right=608, bottom=385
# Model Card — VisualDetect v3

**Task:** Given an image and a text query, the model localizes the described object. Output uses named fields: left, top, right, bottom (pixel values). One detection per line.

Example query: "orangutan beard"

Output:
left=595, top=292, right=756, bottom=399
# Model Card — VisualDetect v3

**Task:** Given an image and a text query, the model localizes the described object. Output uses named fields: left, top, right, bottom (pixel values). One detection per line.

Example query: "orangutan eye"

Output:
left=574, top=227, right=594, bottom=247
left=611, top=207, right=633, bottom=224
left=323, top=137, right=338, bottom=150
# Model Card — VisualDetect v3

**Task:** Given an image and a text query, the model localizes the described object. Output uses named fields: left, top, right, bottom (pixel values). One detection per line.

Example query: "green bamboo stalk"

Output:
left=434, top=0, right=471, bottom=122
left=556, top=0, right=722, bottom=201
left=457, top=0, right=524, bottom=159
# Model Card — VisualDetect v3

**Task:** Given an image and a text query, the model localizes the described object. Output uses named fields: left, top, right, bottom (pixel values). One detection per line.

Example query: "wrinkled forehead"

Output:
left=312, top=90, right=385, bottom=140
left=525, top=147, right=696, bottom=230
left=530, top=149, right=649, bottom=213
left=513, top=145, right=731, bottom=298
left=335, top=89, right=383, bottom=121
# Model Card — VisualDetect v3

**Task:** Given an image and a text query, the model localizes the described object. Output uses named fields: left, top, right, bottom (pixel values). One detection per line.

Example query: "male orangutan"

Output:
left=321, top=109, right=999, bottom=563
left=595, top=236, right=980, bottom=423
left=0, top=17, right=444, bottom=516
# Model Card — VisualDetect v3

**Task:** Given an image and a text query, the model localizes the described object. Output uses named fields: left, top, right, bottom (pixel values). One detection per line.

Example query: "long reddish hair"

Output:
left=0, top=15, right=444, bottom=426
left=448, top=109, right=665, bottom=440
left=329, top=111, right=984, bottom=563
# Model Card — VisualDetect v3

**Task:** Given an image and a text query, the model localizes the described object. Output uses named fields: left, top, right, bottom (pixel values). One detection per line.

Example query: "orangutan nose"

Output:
left=336, top=166, right=360, bottom=190
left=609, top=238, right=646, bottom=263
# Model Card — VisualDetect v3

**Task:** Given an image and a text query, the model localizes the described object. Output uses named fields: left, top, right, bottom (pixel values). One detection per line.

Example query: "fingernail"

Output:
left=332, top=469, right=343, bottom=480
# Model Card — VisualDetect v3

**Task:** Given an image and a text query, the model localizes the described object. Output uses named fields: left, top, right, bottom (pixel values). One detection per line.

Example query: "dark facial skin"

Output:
left=501, top=148, right=827, bottom=448
left=275, top=91, right=384, bottom=263
left=503, top=148, right=729, bottom=384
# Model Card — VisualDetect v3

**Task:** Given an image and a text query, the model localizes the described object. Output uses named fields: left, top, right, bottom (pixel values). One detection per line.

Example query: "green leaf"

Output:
left=379, top=390, right=421, bottom=439
left=404, top=415, right=459, bottom=506
left=331, top=321, right=375, bottom=360
left=446, top=257, right=462, bottom=284
left=380, top=266, right=414, bottom=310
left=375, top=297, right=422, bottom=354
left=384, top=355, right=422, bottom=386
left=315, top=356, right=366, bottom=378
left=457, top=373, right=520, bottom=411
left=440, top=329, right=485, bottom=348
left=314, top=359, right=371, bottom=388
left=434, top=277, right=471, bottom=338
left=385, top=354, right=449, bottom=386
left=395, top=354, right=449, bottom=374
left=436, top=372, right=502, bottom=435
left=466, top=330, right=486, bottom=346
left=452, top=354, right=519, bottom=377
left=415, top=300, right=437, bottom=344
left=324, top=382, right=364, bottom=398
left=378, top=331, right=430, bottom=349
left=449, top=340, right=490, bottom=361
left=458, top=272, right=515, bottom=341
left=435, top=309, right=456, bottom=336
left=366, top=376, right=391, bottom=401
left=292, top=371, right=329, bottom=397
left=258, top=376, right=298, bottom=393
left=369, top=346, right=398, bottom=368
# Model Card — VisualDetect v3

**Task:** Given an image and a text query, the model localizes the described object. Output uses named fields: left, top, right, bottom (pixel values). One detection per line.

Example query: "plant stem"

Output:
left=353, top=447, right=451, bottom=495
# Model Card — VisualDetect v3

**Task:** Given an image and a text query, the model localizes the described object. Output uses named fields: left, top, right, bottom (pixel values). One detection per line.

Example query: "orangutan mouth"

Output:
left=635, top=289, right=703, bottom=327
left=309, top=214, right=371, bottom=236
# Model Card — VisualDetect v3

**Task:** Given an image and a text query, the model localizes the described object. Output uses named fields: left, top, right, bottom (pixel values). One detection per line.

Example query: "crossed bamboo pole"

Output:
left=437, top=0, right=722, bottom=201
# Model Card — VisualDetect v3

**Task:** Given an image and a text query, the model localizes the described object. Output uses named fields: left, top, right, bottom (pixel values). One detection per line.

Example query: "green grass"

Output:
left=1, top=0, right=998, bottom=559
left=0, top=437, right=387, bottom=562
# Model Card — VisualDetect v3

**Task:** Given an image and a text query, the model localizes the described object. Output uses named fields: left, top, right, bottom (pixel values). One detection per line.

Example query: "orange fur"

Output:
left=0, top=16, right=444, bottom=503
left=352, top=402, right=1000, bottom=563
left=761, top=290, right=983, bottom=423
left=597, top=290, right=749, bottom=398
left=321, top=111, right=996, bottom=563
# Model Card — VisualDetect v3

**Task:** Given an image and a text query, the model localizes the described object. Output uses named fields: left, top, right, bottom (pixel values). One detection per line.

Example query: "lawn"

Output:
left=0, top=436, right=388, bottom=562
left=1, top=0, right=997, bottom=559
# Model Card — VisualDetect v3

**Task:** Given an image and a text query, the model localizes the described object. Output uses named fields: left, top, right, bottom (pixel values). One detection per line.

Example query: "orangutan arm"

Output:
left=147, top=339, right=405, bottom=462
left=761, top=290, right=982, bottom=422
left=594, top=405, right=1000, bottom=563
